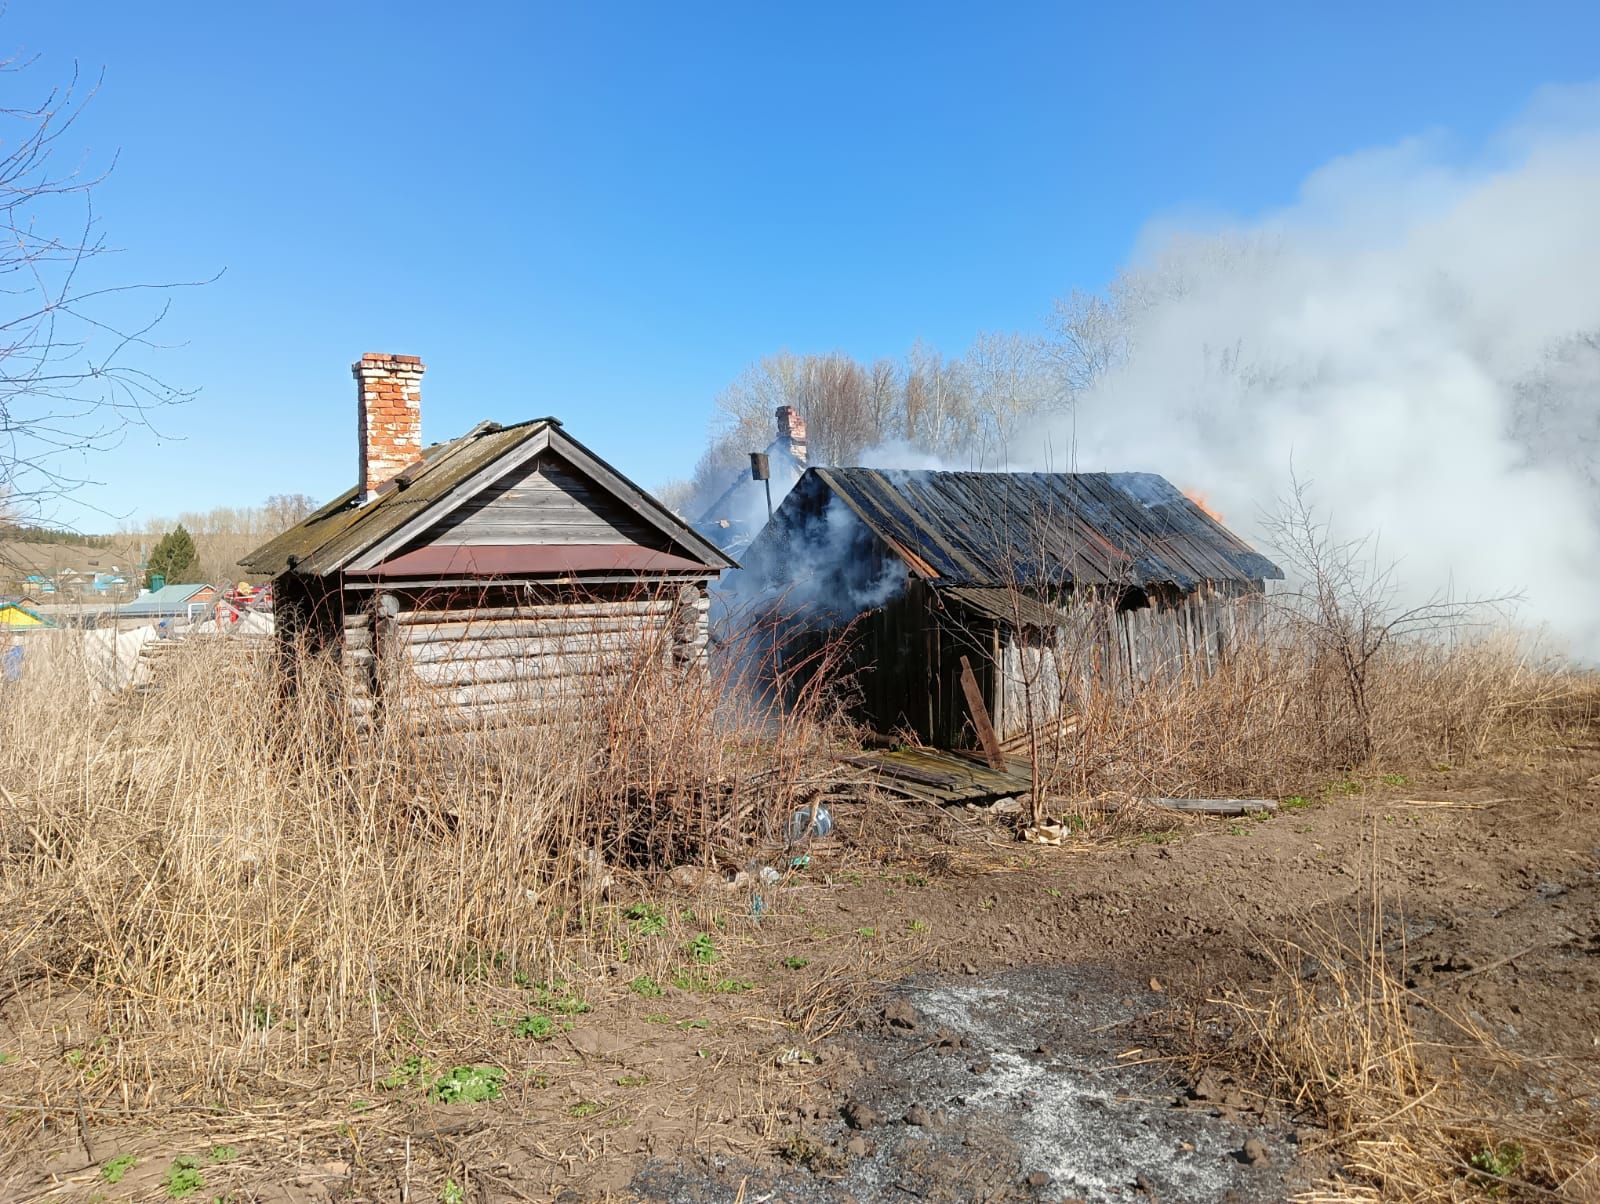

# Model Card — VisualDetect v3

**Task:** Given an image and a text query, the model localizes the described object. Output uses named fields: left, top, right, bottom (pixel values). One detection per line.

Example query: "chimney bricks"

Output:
left=355, top=353, right=425, bottom=501
left=775, top=405, right=807, bottom=462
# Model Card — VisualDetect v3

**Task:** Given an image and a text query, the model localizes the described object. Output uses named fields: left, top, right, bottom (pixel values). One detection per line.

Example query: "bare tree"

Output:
left=1264, top=474, right=1509, bottom=765
left=965, top=330, right=1064, bottom=465
left=262, top=493, right=318, bottom=533
left=0, top=56, right=204, bottom=527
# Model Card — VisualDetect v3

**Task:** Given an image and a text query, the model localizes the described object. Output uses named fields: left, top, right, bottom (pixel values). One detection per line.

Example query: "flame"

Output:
left=1184, top=489, right=1224, bottom=522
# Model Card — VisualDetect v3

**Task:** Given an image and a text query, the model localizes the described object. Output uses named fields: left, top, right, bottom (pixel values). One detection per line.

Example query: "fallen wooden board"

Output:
left=848, top=747, right=1033, bottom=806
left=1146, top=797, right=1278, bottom=816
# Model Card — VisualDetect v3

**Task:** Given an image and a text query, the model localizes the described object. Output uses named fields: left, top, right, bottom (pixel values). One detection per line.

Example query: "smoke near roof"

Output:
left=691, top=83, right=1600, bottom=656
left=1026, top=82, right=1600, bottom=656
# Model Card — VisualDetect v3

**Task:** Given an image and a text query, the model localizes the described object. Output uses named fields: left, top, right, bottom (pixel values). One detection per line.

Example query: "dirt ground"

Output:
left=4, top=737, right=1598, bottom=1201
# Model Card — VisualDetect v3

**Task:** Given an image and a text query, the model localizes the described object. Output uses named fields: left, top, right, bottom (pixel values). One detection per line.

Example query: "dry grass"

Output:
left=1034, top=622, right=1597, bottom=806
left=1206, top=829, right=1600, bottom=1203
left=0, top=617, right=849, bottom=1119
left=2, top=602, right=1594, bottom=1195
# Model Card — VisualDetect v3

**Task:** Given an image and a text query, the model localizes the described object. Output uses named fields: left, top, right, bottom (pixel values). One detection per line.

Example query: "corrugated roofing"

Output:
left=111, top=583, right=214, bottom=618
left=241, top=419, right=734, bottom=579
left=806, top=468, right=1282, bottom=589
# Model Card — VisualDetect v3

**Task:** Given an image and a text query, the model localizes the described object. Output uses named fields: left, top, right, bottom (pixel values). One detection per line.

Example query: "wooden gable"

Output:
left=414, top=452, right=669, bottom=551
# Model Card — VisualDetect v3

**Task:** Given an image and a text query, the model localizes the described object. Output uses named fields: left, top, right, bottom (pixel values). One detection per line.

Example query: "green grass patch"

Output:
left=380, top=1055, right=430, bottom=1090
left=616, top=1073, right=650, bottom=1087
left=624, top=902, right=668, bottom=937
left=1469, top=1139, right=1525, bottom=1184
left=568, top=1100, right=603, bottom=1118
left=428, top=1065, right=504, bottom=1105
left=782, top=955, right=810, bottom=971
left=686, top=932, right=719, bottom=964
left=162, top=1156, right=204, bottom=1199
left=529, top=979, right=590, bottom=1014
left=1280, top=795, right=1312, bottom=812
left=208, top=1144, right=237, bottom=1163
left=101, top=1154, right=137, bottom=1184
left=510, top=1013, right=556, bottom=1040
left=629, top=974, right=665, bottom=999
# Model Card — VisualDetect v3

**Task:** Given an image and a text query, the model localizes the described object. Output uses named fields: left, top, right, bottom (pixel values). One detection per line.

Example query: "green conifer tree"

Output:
left=145, top=524, right=198, bottom=588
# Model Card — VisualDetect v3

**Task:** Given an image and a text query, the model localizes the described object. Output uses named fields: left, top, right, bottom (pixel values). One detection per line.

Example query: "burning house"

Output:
left=739, top=466, right=1282, bottom=749
left=241, top=354, right=734, bottom=724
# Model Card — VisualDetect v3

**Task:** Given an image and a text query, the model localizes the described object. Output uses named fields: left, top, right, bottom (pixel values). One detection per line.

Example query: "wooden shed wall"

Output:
left=991, top=582, right=1263, bottom=740
left=336, top=582, right=710, bottom=726
left=783, top=578, right=1266, bottom=749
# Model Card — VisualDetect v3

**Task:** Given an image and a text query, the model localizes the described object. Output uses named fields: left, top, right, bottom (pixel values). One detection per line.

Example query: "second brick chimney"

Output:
left=775, top=405, right=807, bottom=463
left=354, top=353, right=425, bottom=502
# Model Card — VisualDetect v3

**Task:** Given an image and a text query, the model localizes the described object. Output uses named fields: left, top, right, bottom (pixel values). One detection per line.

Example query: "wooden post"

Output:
left=959, top=655, right=1005, bottom=771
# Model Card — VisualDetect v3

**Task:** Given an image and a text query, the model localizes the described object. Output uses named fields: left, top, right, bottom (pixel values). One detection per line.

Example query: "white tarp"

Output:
left=83, top=625, right=161, bottom=691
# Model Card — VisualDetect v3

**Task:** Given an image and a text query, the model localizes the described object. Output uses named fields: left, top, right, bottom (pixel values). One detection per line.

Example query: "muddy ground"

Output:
left=4, top=742, right=1598, bottom=1201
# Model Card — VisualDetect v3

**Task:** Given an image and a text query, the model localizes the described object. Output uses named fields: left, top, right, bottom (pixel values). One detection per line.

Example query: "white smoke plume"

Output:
left=1028, top=83, right=1600, bottom=656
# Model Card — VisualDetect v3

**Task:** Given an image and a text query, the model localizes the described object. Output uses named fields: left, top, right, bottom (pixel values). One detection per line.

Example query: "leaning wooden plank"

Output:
left=1146, top=797, right=1279, bottom=815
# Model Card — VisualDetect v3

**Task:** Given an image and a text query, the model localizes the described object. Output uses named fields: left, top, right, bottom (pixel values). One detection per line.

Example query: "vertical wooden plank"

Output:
left=959, top=655, right=1006, bottom=771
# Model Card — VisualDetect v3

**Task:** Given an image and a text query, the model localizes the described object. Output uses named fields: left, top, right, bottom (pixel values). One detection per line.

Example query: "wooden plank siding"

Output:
left=782, top=578, right=1267, bottom=749
left=333, top=583, right=710, bottom=725
left=415, top=454, right=666, bottom=550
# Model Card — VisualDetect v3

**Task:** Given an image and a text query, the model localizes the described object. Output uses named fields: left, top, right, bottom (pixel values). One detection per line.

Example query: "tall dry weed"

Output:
left=1040, top=621, right=1593, bottom=803
left=1211, top=827, right=1600, bottom=1202
left=0, top=617, right=846, bottom=1099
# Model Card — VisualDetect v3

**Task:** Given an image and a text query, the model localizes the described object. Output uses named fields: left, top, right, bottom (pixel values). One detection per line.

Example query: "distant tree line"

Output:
left=124, top=494, right=317, bottom=584
left=669, top=287, right=1144, bottom=518
left=0, top=522, right=114, bottom=547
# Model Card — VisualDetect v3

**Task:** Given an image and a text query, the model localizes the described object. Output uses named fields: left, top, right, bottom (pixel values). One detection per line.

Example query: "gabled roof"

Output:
left=770, top=467, right=1281, bottom=589
left=112, top=583, right=214, bottom=618
left=241, top=418, right=735, bottom=579
left=0, top=600, right=49, bottom=625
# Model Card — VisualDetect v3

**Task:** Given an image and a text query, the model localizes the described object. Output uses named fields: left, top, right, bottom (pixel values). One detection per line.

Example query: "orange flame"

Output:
left=1184, top=489, right=1224, bottom=522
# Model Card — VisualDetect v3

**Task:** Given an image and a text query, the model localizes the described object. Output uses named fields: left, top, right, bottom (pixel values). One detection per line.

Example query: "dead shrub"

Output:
left=1210, top=860, right=1600, bottom=1201
left=0, top=615, right=848, bottom=1098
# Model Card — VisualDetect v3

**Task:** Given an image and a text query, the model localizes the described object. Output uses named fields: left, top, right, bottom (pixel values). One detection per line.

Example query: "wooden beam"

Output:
left=958, top=654, right=1006, bottom=771
left=1146, top=797, right=1278, bottom=816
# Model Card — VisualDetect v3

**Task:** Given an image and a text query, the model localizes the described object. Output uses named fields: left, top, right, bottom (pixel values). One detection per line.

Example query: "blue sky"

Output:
left=7, top=1, right=1598, bottom=525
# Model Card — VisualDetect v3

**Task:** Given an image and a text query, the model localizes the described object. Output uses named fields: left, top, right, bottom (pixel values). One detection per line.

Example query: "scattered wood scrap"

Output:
left=847, top=747, right=1033, bottom=806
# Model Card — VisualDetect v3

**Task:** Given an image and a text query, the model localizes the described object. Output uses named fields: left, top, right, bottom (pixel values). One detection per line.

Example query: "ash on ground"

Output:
left=633, top=964, right=1301, bottom=1202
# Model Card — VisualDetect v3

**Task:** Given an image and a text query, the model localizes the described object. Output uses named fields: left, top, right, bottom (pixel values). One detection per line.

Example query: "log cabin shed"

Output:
left=741, top=466, right=1282, bottom=749
left=240, top=354, right=735, bottom=722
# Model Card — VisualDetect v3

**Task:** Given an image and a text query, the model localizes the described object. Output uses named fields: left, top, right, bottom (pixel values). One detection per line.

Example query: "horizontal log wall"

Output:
left=340, top=584, right=711, bottom=723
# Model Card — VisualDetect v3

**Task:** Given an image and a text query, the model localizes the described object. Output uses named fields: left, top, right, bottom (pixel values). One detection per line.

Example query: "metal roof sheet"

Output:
left=803, top=468, right=1281, bottom=589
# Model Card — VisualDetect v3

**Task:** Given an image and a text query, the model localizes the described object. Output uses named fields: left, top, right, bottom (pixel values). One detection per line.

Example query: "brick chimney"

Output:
left=354, top=353, right=425, bottom=501
left=775, top=405, right=807, bottom=463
